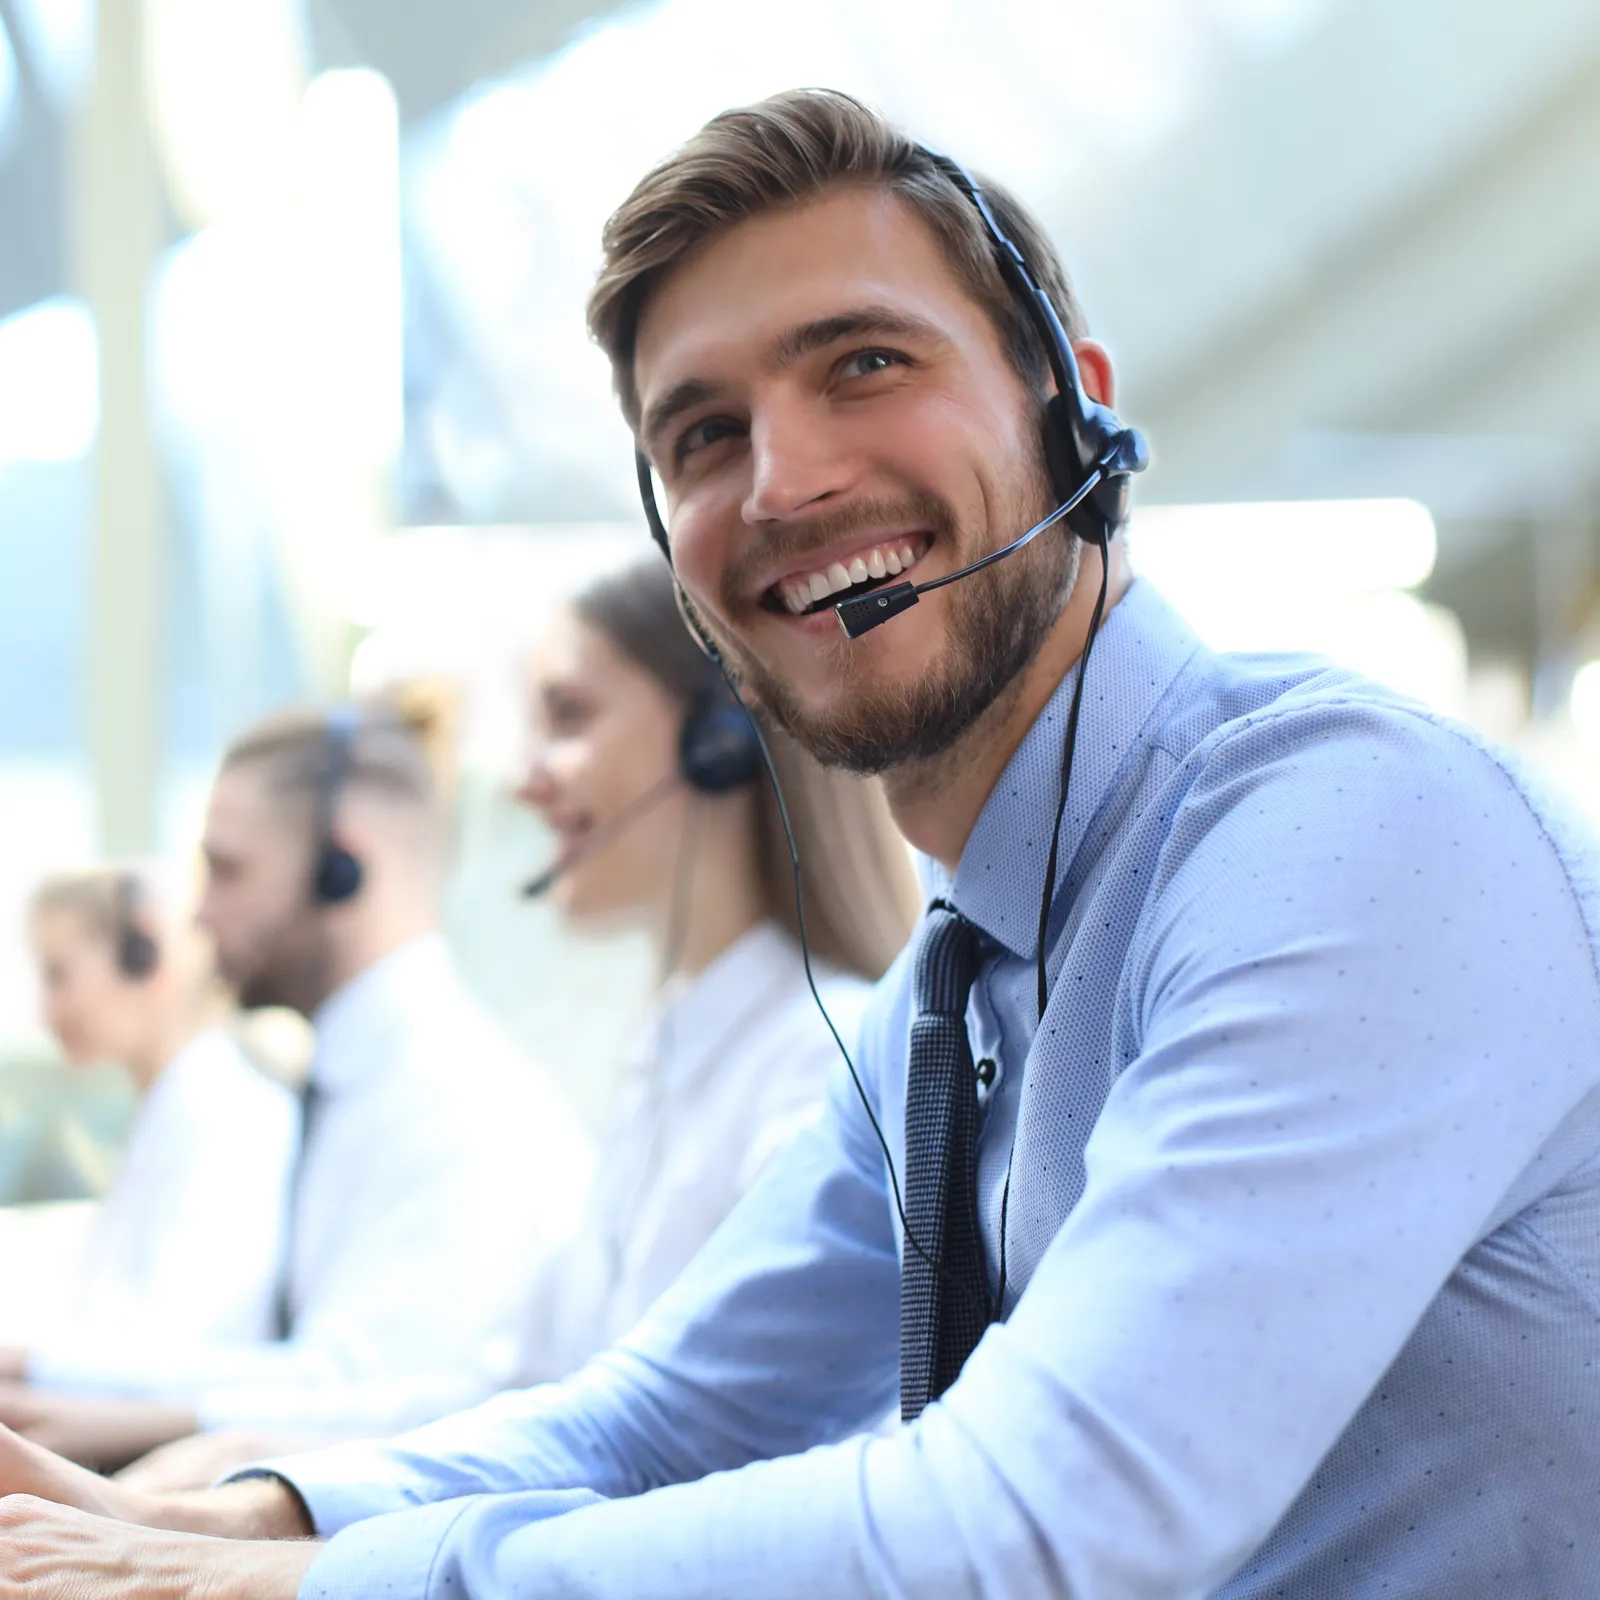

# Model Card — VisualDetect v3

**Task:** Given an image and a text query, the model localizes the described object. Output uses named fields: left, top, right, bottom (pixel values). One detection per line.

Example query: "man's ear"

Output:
left=1070, top=338, right=1115, bottom=409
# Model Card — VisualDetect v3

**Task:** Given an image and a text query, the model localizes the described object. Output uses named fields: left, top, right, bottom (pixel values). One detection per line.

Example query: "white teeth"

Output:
left=776, top=539, right=929, bottom=616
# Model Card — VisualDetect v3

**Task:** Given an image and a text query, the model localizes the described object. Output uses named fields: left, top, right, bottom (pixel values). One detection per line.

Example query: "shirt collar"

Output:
left=932, top=579, right=1204, bottom=960
left=310, top=933, right=454, bottom=1092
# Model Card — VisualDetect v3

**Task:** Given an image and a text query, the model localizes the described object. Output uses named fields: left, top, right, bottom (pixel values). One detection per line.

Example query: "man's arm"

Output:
left=296, top=710, right=1600, bottom=1599
left=0, top=1496, right=318, bottom=1600
left=0, top=1388, right=195, bottom=1471
left=0, top=1421, right=309, bottom=1539
left=264, top=1057, right=905, bottom=1536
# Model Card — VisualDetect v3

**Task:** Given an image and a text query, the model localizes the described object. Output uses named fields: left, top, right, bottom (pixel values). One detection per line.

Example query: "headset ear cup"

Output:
left=680, top=702, right=762, bottom=795
left=1044, top=394, right=1148, bottom=548
left=313, top=847, right=364, bottom=906
left=118, top=925, right=160, bottom=980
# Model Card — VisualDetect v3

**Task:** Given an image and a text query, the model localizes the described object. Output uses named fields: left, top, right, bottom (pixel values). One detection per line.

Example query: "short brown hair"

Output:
left=587, top=87, right=1088, bottom=430
left=220, top=692, right=451, bottom=817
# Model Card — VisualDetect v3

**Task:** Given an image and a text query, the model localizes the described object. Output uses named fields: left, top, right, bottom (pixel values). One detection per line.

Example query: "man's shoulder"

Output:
left=1175, top=663, right=1546, bottom=825
left=1146, top=666, right=1600, bottom=962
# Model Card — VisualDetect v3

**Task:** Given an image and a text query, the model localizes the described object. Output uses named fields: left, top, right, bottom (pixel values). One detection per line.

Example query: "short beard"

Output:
left=716, top=465, right=1079, bottom=776
left=231, top=911, right=338, bottom=1017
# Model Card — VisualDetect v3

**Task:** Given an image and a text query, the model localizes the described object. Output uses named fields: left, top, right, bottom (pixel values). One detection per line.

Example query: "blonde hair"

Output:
left=31, top=864, right=167, bottom=951
left=574, top=558, right=918, bottom=980
left=587, top=87, right=1087, bottom=428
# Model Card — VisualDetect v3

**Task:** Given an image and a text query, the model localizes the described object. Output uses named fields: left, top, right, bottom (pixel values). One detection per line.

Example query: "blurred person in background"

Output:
left=0, top=867, right=297, bottom=1404
left=0, top=694, right=591, bottom=1471
left=116, top=555, right=918, bottom=1490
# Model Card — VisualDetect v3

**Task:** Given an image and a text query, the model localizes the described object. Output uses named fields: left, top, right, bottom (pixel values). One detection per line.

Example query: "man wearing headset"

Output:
left=1, top=88, right=1597, bottom=1600
left=0, top=702, right=589, bottom=1478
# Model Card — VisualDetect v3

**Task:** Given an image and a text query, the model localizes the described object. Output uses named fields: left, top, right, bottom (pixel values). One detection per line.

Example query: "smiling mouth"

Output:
left=762, top=534, right=932, bottom=617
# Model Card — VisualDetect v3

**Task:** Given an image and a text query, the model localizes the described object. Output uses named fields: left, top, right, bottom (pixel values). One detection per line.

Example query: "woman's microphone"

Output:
left=520, top=772, right=681, bottom=898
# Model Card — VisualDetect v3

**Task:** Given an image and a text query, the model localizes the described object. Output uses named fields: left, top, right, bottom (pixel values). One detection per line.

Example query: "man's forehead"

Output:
left=206, top=764, right=295, bottom=842
left=634, top=185, right=977, bottom=408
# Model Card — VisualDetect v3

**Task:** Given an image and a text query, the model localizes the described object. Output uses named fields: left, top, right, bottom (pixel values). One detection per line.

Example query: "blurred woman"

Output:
left=513, top=556, right=920, bottom=1378
left=1, top=867, right=298, bottom=1386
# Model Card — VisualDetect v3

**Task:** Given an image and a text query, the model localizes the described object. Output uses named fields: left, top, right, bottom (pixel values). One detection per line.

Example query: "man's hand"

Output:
left=0, top=1385, right=195, bottom=1472
left=0, top=1349, right=27, bottom=1384
left=0, top=1495, right=320, bottom=1600
left=0, top=1423, right=313, bottom=1543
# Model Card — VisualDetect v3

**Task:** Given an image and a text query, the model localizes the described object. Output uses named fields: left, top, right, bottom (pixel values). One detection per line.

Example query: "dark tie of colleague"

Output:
left=900, top=901, right=992, bottom=1422
left=271, top=1075, right=324, bottom=1342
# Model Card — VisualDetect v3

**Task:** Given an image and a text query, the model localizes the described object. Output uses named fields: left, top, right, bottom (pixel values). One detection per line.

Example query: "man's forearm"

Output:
left=136, top=1475, right=315, bottom=1541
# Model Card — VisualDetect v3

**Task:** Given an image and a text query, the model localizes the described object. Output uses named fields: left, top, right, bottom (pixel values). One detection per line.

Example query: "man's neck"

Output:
left=317, top=912, right=437, bottom=1013
left=886, top=541, right=1133, bottom=872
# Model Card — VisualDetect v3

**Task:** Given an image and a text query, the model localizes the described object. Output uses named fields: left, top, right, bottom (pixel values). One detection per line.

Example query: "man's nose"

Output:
left=741, top=398, right=860, bottom=526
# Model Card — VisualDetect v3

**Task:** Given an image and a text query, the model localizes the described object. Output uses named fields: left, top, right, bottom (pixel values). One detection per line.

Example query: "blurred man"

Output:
left=0, top=701, right=591, bottom=1470
left=2, top=88, right=1598, bottom=1600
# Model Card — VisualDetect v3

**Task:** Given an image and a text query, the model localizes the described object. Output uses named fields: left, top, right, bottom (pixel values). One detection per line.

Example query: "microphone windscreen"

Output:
left=521, top=866, right=560, bottom=899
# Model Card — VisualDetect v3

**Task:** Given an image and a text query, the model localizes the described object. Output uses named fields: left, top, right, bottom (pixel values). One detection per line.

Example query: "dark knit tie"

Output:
left=271, top=1077, right=324, bottom=1341
left=900, top=902, right=991, bottom=1421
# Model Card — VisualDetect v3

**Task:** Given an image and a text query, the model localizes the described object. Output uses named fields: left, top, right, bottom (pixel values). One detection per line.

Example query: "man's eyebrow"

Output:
left=639, top=306, right=946, bottom=453
left=766, top=306, right=946, bottom=372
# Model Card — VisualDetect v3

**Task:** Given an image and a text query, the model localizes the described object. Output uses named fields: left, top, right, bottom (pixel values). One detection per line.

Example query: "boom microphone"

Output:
left=833, top=463, right=1107, bottom=640
left=520, top=772, right=680, bottom=898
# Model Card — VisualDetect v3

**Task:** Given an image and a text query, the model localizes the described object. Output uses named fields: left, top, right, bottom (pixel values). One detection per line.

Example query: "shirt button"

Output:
left=975, top=1057, right=997, bottom=1088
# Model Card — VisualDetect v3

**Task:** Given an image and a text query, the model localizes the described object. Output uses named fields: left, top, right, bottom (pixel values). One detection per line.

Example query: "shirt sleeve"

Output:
left=293, top=707, right=1600, bottom=1600
left=261, top=977, right=906, bottom=1538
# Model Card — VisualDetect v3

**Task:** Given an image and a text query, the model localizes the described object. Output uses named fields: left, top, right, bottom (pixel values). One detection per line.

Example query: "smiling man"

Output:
left=3, top=87, right=1600, bottom=1600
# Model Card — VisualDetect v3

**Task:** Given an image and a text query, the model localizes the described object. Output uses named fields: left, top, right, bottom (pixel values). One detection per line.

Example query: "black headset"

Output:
left=114, top=872, right=160, bottom=981
left=679, top=680, right=762, bottom=794
left=310, top=706, right=366, bottom=906
left=520, top=669, right=760, bottom=900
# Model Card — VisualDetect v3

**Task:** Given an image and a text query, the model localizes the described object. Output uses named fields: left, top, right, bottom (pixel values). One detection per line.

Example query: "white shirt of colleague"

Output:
left=28, top=1028, right=298, bottom=1366
left=524, top=920, right=872, bottom=1382
left=30, top=936, right=594, bottom=1433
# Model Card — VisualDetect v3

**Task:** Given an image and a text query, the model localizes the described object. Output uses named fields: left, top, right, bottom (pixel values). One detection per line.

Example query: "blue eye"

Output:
left=840, top=349, right=903, bottom=379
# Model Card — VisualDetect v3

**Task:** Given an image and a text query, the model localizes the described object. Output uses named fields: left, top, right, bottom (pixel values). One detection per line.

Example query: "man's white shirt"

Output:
left=27, top=1029, right=298, bottom=1371
left=34, top=936, right=594, bottom=1433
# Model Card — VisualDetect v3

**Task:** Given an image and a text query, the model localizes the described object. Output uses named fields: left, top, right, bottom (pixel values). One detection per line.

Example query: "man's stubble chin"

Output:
left=725, top=525, right=1080, bottom=778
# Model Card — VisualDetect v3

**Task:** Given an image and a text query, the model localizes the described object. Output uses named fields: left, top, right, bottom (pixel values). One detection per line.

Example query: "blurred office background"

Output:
left=2, top=0, right=1598, bottom=1225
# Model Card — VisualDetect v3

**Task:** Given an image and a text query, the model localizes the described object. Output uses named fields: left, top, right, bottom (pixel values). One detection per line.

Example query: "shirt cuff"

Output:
left=226, top=1443, right=409, bottom=1538
left=297, top=1490, right=608, bottom=1600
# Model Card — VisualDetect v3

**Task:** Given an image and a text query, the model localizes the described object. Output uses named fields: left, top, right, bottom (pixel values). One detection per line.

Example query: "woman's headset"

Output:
left=679, top=680, right=762, bottom=795
left=114, top=872, right=160, bottom=981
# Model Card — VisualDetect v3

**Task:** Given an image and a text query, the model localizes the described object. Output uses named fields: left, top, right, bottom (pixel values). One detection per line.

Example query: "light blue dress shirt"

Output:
left=273, top=580, right=1600, bottom=1599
